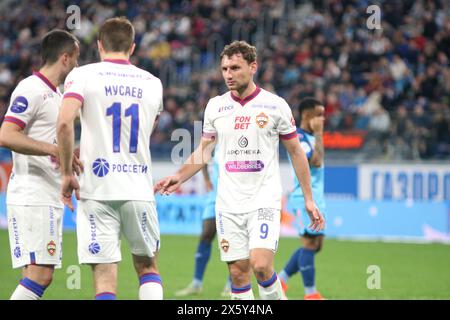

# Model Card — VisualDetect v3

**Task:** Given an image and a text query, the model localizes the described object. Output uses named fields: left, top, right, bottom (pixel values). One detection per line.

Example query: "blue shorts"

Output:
left=202, top=202, right=216, bottom=220
left=202, top=191, right=216, bottom=220
left=287, top=197, right=326, bottom=237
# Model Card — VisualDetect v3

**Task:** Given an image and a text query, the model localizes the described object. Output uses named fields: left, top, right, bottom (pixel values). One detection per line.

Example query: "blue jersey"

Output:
left=288, top=128, right=325, bottom=212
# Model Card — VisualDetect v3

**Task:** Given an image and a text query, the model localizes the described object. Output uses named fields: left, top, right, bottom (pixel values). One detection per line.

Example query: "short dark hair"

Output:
left=298, top=97, right=323, bottom=117
left=220, top=41, right=257, bottom=64
left=41, top=29, right=79, bottom=66
left=98, top=17, right=134, bottom=53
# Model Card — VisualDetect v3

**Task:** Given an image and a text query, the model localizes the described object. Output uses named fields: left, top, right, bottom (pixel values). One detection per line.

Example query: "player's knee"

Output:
left=33, top=272, right=54, bottom=287
left=229, top=265, right=250, bottom=286
left=200, top=230, right=215, bottom=243
left=229, top=270, right=247, bottom=286
left=251, top=262, right=272, bottom=281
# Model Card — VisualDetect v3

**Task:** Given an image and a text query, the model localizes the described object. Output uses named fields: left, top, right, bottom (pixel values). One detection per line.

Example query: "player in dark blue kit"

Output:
left=279, top=98, right=326, bottom=300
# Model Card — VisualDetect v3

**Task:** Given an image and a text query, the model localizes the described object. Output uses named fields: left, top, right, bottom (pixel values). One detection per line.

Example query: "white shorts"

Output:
left=216, top=208, right=280, bottom=262
left=77, top=199, right=160, bottom=264
left=7, top=205, right=63, bottom=269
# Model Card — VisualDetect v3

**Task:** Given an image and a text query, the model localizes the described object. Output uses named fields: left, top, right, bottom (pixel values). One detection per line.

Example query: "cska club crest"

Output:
left=220, top=239, right=230, bottom=253
left=256, top=112, right=269, bottom=128
left=47, top=240, right=56, bottom=256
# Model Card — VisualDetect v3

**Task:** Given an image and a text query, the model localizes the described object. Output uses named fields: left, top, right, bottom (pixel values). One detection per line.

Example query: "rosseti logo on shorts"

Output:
left=225, top=160, right=264, bottom=172
left=92, top=158, right=148, bottom=177
left=12, top=217, right=20, bottom=257
left=14, top=247, right=21, bottom=258
left=88, top=242, right=101, bottom=255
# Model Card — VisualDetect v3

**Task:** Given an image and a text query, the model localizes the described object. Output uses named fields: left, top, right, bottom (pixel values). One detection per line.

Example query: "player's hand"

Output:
left=310, top=116, right=325, bottom=134
left=61, top=174, right=80, bottom=212
left=49, top=144, right=60, bottom=169
left=305, top=200, right=325, bottom=232
left=204, top=179, right=213, bottom=192
left=72, top=152, right=83, bottom=176
left=154, top=175, right=182, bottom=195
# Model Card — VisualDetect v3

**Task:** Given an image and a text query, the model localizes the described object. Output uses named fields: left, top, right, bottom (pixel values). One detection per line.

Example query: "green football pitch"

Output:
left=0, top=230, right=449, bottom=300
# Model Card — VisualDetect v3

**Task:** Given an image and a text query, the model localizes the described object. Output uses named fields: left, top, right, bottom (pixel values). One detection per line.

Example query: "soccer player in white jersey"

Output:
left=0, top=30, right=80, bottom=300
left=155, top=41, right=325, bottom=300
left=57, top=17, right=163, bottom=300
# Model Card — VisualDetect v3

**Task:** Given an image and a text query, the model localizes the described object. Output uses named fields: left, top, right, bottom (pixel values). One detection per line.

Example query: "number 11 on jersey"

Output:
left=106, top=102, right=139, bottom=153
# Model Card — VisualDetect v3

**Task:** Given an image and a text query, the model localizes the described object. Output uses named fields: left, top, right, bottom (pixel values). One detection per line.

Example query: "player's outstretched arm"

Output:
left=57, top=97, right=82, bottom=210
left=282, top=137, right=325, bottom=231
left=0, top=121, right=58, bottom=157
left=154, top=137, right=216, bottom=195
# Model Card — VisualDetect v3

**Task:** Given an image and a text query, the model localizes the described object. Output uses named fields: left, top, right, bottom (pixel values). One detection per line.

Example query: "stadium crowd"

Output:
left=0, top=0, right=449, bottom=161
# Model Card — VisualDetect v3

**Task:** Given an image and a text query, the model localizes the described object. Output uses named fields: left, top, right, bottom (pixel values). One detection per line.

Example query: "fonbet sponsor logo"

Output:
left=234, top=116, right=251, bottom=130
left=225, top=160, right=264, bottom=172
left=92, top=158, right=148, bottom=177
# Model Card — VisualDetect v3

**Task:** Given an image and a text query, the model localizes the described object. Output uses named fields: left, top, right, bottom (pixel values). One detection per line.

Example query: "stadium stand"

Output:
left=0, top=0, right=448, bottom=161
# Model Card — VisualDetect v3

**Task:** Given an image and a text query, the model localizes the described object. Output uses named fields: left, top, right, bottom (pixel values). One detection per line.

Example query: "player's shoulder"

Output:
left=66, top=64, right=98, bottom=80
left=76, top=62, right=102, bottom=73
left=12, top=74, right=44, bottom=97
left=128, top=65, right=164, bottom=91
left=258, top=88, right=290, bottom=107
left=205, top=92, right=230, bottom=110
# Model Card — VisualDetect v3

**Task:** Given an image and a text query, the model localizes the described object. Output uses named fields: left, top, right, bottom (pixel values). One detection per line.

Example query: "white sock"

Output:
left=305, top=286, right=317, bottom=295
left=231, top=284, right=254, bottom=300
left=139, top=282, right=163, bottom=300
left=258, top=273, right=283, bottom=300
left=192, top=279, right=202, bottom=288
left=10, top=284, right=41, bottom=300
left=139, top=273, right=163, bottom=300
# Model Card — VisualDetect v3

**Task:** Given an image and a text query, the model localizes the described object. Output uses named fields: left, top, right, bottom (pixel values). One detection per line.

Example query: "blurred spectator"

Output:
left=0, top=0, right=448, bottom=161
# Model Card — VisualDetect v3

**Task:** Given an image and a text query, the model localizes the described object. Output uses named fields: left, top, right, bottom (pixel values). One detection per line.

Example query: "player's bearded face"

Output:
left=221, top=54, right=256, bottom=93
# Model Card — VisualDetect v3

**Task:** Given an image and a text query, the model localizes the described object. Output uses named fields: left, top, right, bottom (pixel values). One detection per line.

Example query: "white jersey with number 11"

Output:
left=63, top=59, right=163, bottom=201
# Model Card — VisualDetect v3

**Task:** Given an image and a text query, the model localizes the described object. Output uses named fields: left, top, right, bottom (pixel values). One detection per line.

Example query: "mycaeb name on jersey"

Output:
left=105, top=85, right=143, bottom=98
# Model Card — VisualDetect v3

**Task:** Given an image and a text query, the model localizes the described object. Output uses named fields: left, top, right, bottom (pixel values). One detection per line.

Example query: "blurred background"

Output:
left=0, top=0, right=449, bottom=299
